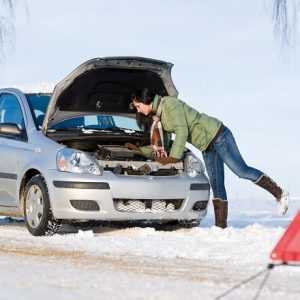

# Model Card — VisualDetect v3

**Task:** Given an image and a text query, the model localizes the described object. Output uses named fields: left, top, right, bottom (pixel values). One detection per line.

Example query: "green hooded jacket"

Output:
left=139, top=95, right=222, bottom=160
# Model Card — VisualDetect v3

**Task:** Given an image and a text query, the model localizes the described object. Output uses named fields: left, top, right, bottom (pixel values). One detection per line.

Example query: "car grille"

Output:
left=113, top=198, right=183, bottom=213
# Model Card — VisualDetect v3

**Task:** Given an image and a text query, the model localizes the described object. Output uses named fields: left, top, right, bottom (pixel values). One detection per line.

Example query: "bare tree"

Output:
left=0, top=0, right=16, bottom=62
left=272, top=0, right=299, bottom=48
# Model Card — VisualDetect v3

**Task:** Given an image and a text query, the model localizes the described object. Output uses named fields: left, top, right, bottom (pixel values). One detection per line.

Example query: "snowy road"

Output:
left=0, top=197, right=300, bottom=300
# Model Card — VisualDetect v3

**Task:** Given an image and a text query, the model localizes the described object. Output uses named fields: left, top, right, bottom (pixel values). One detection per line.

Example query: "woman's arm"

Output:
left=165, top=100, right=189, bottom=160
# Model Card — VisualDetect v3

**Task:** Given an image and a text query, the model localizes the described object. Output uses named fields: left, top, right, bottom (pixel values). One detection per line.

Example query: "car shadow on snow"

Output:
left=67, top=220, right=196, bottom=234
left=0, top=217, right=189, bottom=235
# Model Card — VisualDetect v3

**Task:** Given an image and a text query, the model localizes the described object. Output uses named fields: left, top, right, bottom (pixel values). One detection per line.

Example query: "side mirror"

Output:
left=0, top=123, right=23, bottom=137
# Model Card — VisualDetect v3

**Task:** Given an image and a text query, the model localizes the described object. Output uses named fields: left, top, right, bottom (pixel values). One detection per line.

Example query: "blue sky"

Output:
left=1, top=0, right=299, bottom=201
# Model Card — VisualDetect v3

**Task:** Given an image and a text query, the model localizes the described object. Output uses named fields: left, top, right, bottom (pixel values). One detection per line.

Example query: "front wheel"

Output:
left=24, top=175, right=61, bottom=236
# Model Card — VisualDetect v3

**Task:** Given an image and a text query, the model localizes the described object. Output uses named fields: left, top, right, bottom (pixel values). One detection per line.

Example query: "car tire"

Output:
left=23, top=175, right=61, bottom=236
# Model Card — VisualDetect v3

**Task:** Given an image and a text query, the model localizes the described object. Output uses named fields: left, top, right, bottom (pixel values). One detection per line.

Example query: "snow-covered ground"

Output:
left=1, top=196, right=299, bottom=300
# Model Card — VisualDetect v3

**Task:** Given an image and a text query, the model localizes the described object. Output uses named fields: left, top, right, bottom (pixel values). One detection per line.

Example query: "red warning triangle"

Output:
left=271, top=212, right=300, bottom=262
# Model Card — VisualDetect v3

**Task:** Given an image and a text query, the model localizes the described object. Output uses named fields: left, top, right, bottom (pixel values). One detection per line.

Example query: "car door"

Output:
left=0, top=93, right=27, bottom=207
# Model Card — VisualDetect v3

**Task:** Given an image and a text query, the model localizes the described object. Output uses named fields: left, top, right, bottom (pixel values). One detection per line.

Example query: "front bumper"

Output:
left=46, top=170, right=210, bottom=222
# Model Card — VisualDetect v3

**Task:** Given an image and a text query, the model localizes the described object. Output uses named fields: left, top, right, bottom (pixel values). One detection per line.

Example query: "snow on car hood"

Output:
left=42, top=57, right=178, bottom=132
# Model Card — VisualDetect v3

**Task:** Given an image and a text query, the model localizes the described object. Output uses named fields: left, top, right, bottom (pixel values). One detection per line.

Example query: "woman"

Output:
left=128, top=88, right=289, bottom=228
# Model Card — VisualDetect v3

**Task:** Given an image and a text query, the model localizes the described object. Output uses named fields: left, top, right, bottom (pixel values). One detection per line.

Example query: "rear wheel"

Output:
left=24, top=175, right=61, bottom=236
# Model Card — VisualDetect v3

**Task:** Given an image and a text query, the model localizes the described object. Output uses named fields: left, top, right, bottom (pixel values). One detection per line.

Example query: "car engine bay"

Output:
left=95, top=144, right=183, bottom=176
left=47, top=126, right=184, bottom=176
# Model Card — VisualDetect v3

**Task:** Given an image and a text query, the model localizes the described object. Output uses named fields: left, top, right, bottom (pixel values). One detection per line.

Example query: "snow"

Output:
left=1, top=197, right=299, bottom=299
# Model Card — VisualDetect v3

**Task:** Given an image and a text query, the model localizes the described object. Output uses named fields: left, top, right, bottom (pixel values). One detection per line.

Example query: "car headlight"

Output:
left=57, top=148, right=102, bottom=175
left=184, top=153, right=205, bottom=178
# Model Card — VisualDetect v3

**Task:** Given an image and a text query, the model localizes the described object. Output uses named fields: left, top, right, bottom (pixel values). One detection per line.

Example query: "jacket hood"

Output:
left=42, top=57, right=178, bottom=132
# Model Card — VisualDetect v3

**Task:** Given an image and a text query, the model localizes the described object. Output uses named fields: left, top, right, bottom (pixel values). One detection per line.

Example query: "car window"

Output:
left=0, top=94, right=25, bottom=130
left=26, top=94, right=51, bottom=129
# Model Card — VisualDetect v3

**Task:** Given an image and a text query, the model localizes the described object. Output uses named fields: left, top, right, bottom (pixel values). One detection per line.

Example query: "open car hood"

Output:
left=42, top=57, right=178, bottom=132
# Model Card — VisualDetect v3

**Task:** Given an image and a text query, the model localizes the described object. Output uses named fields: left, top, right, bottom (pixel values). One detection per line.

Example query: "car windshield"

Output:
left=52, top=115, right=140, bottom=132
left=26, top=93, right=140, bottom=132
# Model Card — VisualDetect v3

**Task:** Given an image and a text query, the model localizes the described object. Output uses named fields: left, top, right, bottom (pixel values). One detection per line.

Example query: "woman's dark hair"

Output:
left=136, top=112, right=152, bottom=132
left=131, top=88, right=154, bottom=104
left=131, top=88, right=154, bottom=132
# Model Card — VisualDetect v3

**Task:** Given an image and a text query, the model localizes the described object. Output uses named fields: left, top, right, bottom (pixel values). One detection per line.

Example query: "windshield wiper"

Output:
left=114, top=127, right=145, bottom=134
left=81, top=128, right=113, bottom=134
left=113, top=127, right=138, bottom=133
left=47, top=128, right=82, bottom=133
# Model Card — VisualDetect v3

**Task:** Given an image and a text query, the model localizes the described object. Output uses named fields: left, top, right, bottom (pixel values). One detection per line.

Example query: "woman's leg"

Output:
left=202, top=148, right=228, bottom=228
left=202, top=147, right=227, bottom=200
left=213, top=126, right=288, bottom=214
left=213, top=127, right=263, bottom=182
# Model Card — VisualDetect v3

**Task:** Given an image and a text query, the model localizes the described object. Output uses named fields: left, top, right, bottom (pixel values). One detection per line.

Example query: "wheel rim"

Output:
left=25, top=185, right=44, bottom=229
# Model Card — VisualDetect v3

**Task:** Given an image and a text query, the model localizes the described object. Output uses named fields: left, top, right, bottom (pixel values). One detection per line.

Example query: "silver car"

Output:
left=0, top=57, right=210, bottom=236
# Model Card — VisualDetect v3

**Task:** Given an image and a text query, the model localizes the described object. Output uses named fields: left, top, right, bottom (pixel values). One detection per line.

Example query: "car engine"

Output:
left=94, top=144, right=183, bottom=176
left=54, top=138, right=184, bottom=176
left=95, top=145, right=145, bottom=161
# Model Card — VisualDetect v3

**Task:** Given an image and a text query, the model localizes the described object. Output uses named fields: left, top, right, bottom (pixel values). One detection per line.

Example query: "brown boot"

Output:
left=212, top=199, right=228, bottom=228
left=255, top=174, right=289, bottom=215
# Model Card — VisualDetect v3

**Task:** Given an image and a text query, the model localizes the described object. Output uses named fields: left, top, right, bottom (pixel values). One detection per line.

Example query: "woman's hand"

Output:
left=151, top=145, right=168, bottom=159
left=125, top=143, right=139, bottom=151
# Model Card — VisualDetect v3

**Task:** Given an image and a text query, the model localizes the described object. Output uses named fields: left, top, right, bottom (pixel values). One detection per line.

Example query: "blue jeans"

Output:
left=202, top=126, right=263, bottom=200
